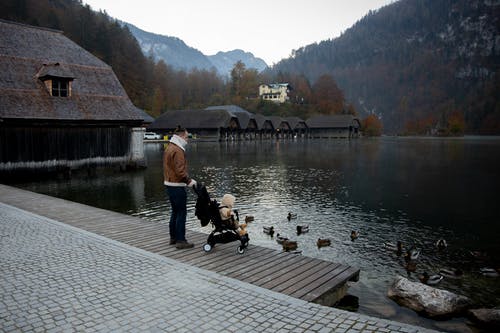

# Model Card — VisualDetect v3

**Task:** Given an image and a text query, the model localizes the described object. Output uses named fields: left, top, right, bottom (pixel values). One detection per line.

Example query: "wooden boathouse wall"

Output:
left=0, top=125, right=131, bottom=170
left=0, top=20, right=147, bottom=175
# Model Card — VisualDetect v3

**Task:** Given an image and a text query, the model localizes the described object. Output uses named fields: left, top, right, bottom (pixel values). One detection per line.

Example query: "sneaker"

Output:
left=169, top=239, right=176, bottom=245
left=175, top=241, right=194, bottom=249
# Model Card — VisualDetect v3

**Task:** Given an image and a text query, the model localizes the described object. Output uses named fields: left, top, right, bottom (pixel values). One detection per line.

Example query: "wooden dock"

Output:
left=0, top=184, right=359, bottom=306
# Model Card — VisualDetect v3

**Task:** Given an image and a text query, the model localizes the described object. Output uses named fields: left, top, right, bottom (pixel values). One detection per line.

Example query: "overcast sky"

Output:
left=83, top=0, right=395, bottom=65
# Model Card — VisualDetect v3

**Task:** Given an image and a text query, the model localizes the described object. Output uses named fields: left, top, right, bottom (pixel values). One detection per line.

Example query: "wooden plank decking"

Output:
left=0, top=184, right=359, bottom=305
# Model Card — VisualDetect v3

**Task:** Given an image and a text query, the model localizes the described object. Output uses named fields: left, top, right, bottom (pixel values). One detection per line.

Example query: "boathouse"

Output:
left=148, top=109, right=240, bottom=140
left=254, top=114, right=275, bottom=138
left=205, top=105, right=258, bottom=139
left=306, top=115, right=361, bottom=138
left=0, top=20, right=146, bottom=176
left=284, top=117, right=308, bottom=137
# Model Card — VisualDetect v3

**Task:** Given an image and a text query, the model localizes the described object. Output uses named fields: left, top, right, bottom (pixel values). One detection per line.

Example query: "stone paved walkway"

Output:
left=0, top=202, right=439, bottom=332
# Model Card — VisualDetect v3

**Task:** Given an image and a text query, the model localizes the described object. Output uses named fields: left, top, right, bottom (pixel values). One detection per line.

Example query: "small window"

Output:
left=52, top=78, right=69, bottom=97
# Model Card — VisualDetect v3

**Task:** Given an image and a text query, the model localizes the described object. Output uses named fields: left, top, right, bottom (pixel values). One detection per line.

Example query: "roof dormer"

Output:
left=37, top=63, right=74, bottom=97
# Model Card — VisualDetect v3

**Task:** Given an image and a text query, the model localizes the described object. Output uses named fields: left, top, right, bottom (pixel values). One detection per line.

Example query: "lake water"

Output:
left=13, top=137, right=500, bottom=332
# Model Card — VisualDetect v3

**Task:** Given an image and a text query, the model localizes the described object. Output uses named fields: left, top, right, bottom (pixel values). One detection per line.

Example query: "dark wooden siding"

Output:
left=0, top=127, right=130, bottom=163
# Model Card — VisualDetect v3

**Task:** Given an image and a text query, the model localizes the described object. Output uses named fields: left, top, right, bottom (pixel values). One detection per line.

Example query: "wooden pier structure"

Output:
left=0, top=184, right=359, bottom=306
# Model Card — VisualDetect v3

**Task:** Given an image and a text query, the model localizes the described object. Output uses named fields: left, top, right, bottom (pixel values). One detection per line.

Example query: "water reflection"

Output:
left=14, top=137, right=500, bottom=333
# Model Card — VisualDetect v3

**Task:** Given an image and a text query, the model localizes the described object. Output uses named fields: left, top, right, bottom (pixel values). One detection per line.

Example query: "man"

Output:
left=163, top=126, right=196, bottom=249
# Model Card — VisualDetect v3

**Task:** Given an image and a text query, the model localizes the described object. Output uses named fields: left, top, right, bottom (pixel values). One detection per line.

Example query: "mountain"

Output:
left=124, top=22, right=268, bottom=76
left=208, top=49, right=268, bottom=75
left=124, top=22, right=213, bottom=71
left=270, top=0, right=500, bottom=134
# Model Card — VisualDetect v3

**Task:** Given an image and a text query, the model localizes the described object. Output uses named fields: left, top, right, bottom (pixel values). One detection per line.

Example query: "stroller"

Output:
left=193, top=183, right=249, bottom=254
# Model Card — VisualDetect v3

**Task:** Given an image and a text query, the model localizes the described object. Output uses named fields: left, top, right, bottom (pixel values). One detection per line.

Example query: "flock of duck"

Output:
left=260, top=213, right=499, bottom=286
left=262, top=212, right=359, bottom=253
left=383, top=238, right=499, bottom=285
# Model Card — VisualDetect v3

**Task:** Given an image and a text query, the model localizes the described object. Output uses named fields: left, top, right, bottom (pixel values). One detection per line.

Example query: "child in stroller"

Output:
left=193, top=184, right=249, bottom=254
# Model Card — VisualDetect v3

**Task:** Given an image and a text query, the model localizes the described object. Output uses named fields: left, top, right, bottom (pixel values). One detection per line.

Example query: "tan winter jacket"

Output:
left=163, top=137, right=192, bottom=186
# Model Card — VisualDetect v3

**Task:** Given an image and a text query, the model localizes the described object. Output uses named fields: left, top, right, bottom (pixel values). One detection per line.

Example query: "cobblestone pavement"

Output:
left=0, top=202, right=440, bottom=333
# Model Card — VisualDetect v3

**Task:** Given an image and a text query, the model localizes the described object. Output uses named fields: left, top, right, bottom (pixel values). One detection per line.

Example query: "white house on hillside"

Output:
left=258, top=83, right=291, bottom=103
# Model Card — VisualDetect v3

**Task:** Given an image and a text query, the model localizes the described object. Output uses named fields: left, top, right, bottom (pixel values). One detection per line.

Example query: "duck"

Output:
left=263, top=226, right=274, bottom=237
left=282, top=240, right=298, bottom=252
left=275, top=233, right=289, bottom=244
left=405, top=260, right=417, bottom=273
left=480, top=267, right=499, bottom=277
left=287, top=212, right=297, bottom=221
left=296, top=225, right=309, bottom=235
left=404, top=248, right=421, bottom=262
left=419, top=272, right=444, bottom=285
left=435, top=238, right=447, bottom=251
left=350, top=230, right=359, bottom=241
left=244, top=215, right=254, bottom=223
left=439, top=268, right=463, bottom=279
left=470, top=250, right=489, bottom=260
left=384, top=241, right=403, bottom=255
left=317, top=238, right=331, bottom=248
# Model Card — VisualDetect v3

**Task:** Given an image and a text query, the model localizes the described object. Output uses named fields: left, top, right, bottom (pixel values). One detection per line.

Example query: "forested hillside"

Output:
left=271, top=0, right=500, bottom=134
left=0, top=0, right=152, bottom=109
left=0, top=0, right=353, bottom=122
left=0, top=0, right=228, bottom=117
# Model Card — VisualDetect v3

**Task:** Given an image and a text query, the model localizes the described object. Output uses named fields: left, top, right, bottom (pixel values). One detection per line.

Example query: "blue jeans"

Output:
left=165, top=186, right=187, bottom=241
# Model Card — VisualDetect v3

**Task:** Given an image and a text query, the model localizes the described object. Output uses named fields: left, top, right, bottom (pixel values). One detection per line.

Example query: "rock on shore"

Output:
left=468, top=308, right=500, bottom=328
left=387, top=275, right=471, bottom=318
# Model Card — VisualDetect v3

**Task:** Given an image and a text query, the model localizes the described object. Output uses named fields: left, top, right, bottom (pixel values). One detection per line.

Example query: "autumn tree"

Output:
left=230, top=60, right=246, bottom=102
left=447, top=110, right=465, bottom=136
left=312, top=74, right=345, bottom=114
left=362, top=114, right=383, bottom=136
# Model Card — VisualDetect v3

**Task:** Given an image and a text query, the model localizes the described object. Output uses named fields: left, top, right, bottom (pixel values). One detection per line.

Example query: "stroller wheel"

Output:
left=203, top=243, right=212, bottom=252
left=237, top=246, right=245, bottom=254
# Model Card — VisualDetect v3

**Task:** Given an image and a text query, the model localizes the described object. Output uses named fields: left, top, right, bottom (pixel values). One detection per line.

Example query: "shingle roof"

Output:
left=254, top=114, right=273, bottom=129
left=148, top=109, right=236, bottom=130
left=306, top=115, right=360, bottom=128
left=283, top=117, right=307, bottom=129
left=0, top=20, right=144, bottom=122
left=138, top=108, right=155, bottom=124
left=267, top=116, right=288, bottom=130
left=205, top=105, right=255, bottom=129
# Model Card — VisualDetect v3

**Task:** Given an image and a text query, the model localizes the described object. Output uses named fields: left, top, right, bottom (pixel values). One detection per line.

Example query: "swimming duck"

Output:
left=435, top=238, right=447, bottom=251
left=470, top=250, right=489, bottom=260
left=287, top=212, right=297, bottom=221
left=439, top=268, right=463, bottom=279
left=296, top=225, right=309, bottom=235
left=419, top=272, right=444, bottom=285
left=405, top=260, right=417, bottom=273
left=384, top=241, right=403, bottom=255
left=263, top=226, right=274, bottom=237
left=404, top=248, right=421, bottom=262
left=282, top=240, right=298, bottom=251
left=350, top=230, right=359, bottom=241
left=244, top=215, right=254, bottom=223
left=275, top=233, right=289, bottom=244
left=317, top=238, right=331, bottom=248
left=480, top=267, right=499, bottom=277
